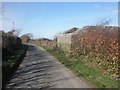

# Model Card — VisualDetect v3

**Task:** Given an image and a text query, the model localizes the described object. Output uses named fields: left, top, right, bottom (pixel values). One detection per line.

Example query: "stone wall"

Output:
left=57, top=33, right=72, bottom=52
left=57, top=27, right=83, bottom=52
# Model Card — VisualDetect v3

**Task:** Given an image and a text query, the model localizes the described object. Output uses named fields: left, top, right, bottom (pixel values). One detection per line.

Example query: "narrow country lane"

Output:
left=6, top=44, right=92, bottom=88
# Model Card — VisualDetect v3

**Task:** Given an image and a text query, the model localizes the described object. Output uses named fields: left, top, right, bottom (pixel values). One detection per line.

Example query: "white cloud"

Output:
left=94, top=4, right=101, bottom=8
left=39, top=5, right=46, bottom=10
left=113, top=10, right=120, bottom=14
left=109, top=23, right=118, bottom=26
left=113, top=10, right=118, bottom=13
left=105, top=7, right=112, bottom=11
left=104, top=7, right=118, bottom=15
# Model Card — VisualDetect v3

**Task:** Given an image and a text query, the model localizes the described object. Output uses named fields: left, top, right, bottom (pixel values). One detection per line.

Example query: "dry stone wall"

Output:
left=57, top=33, right=72, bottom=52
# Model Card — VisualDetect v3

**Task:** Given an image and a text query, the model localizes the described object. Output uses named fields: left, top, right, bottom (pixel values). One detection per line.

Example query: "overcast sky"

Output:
left=2, top=2, right=118, bottom=39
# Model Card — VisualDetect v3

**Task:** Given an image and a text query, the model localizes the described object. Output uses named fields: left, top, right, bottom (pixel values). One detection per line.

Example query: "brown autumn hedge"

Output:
left=71, top=26, right=119, bottom=77
left=1, top=31, right=22, bottom=59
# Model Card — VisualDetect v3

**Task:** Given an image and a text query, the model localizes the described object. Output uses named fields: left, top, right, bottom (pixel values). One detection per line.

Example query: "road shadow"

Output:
left=5, top=44, right=55, bottom=89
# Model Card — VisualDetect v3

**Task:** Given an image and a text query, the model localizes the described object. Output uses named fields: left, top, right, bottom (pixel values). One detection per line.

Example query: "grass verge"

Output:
left=42, top=46, right=118, bottom=88
left=2, top=44, right=28, bottom=88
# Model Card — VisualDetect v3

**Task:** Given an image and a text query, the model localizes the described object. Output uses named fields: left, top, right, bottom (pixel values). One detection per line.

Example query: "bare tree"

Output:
left=96, top=17, right=112, bottom=26
left=21, top=33, right=33, bottom=39
left=20, top=33, right=33, bottom=43
left=7, top=29, right=22, bottom=37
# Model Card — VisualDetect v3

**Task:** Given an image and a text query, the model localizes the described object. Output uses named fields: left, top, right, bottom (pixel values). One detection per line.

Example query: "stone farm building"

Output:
left=57, top=26, right=119, bottom=53
left=57, top=27, right=84, bottom=52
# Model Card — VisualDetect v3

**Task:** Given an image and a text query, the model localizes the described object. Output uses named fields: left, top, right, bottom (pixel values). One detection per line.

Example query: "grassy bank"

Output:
left=42, top=46, right=118, bottom=88
left=2, top=44, right=28, bottom=88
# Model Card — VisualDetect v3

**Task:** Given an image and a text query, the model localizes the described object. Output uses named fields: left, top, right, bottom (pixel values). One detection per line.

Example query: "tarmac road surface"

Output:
left=6, top=44, right=92, bottom=88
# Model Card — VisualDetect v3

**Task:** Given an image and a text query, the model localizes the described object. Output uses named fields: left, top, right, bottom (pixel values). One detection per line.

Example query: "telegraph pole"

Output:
left=13, top=21, right=15, bottom=30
